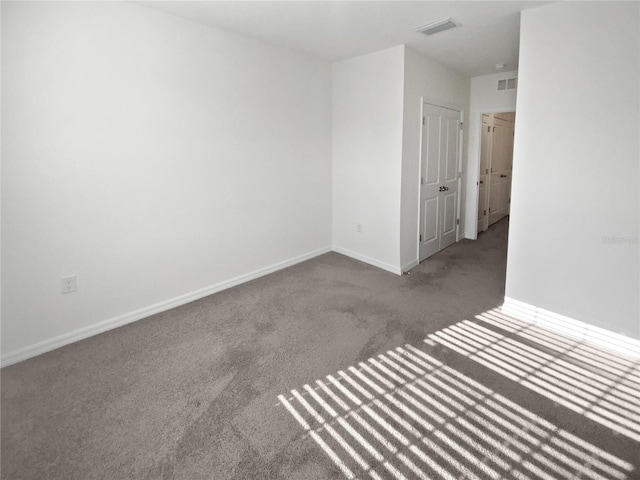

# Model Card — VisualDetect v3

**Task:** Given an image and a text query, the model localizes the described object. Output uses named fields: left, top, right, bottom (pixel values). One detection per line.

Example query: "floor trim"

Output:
left=502, top=297, right=640, bottom=359
left=331, top=246, right=402, bottom=275
left=401, top=259, right=419, bottom=273
left=1, top=246, right=332, bottom=368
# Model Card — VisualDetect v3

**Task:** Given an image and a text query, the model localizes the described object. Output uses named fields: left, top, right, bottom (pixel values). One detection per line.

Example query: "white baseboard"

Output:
left=502, top=297, right=640, bottom=359
left=331, top=246, right=402, bottom=275
left=401, top=259, right=419, bottom=273
left=1, top=246, right=331, bottom=368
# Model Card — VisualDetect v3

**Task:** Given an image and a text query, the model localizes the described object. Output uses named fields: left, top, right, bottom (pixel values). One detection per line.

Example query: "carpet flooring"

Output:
left=2, top=219, right=639, bottom=479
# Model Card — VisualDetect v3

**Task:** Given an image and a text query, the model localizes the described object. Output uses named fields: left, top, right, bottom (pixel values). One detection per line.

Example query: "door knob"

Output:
left=479, top=180, right=484, bottom=184
left=500, top=174, right=507, bottom=178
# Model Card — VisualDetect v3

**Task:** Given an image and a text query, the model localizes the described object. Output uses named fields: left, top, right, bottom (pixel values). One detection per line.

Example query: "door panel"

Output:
left=444, top=117, right=458, bottom=182
left=424, top=114, right=440, bottom=185
left=488, top=170, right=502, bottom=225
left=441, top=110, right=459, bottom=249
left=419, top=110, right=443, bottom=260
left=420, top=196, right=440, bottom=259
left=423, top=198, right=438, bottom=242
left=419, top=103, right=461, bottom=261
left=477, top=183, right=486, bottom=225
left=441, top=192, right=457, bottom=249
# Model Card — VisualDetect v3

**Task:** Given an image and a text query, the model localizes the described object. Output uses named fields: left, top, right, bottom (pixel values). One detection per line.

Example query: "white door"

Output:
left=419, top=103, right=461, bottom=261
left=488, top=116, right=514, bottom=226
left=477, top=114, right=491, bottom=233
left=499, top=117, right=514, bottom=217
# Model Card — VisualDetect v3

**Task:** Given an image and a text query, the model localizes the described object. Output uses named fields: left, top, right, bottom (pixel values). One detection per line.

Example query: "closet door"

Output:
left=440, top=108, right=461, bottom=251
left=419, top=103, right=461, bottom=261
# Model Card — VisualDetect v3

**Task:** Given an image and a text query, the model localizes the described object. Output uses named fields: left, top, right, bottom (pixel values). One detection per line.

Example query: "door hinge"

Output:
left=456, top=219, right=459, bottom=225
left=484, top=210, right=487, bottom=216
left=422, top=117, right=425, bottom=125
left=493, top=126, right=496, bottom=132
left=460, top=122, right=463, bottom=129
left=421, top=177, right=424, bottom=185
left=419, top=234, right=423, bottom=241
left=487, top=126, right=490, bottom=133
left=486, top=169, right=489, bottom=174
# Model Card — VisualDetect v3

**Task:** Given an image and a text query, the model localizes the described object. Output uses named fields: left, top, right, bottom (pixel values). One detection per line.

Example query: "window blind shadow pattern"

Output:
left=278, top=338, right=635, bottom=480
left=429, top=308, right=640, bottom=443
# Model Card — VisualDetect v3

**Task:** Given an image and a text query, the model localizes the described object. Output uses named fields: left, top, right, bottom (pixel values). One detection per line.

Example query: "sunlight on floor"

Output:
left=429, top=308, right=640, bottom=442
left=278, top=310, right=638, bottom=479
left=501, top=298, right=640, bottom=360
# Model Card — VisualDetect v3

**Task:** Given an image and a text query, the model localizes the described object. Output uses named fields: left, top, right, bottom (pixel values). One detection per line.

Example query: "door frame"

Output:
left=416, top=98, right=465, bottom=263
left=477, top=114, right=493, bottom=234
left=487, top=114, right=515, bottom=228
left=470, top=107, right=516, bottom=240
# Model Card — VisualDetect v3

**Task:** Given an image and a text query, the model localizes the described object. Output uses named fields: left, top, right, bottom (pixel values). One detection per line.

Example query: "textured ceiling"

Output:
left=138, top=1, right=552, bottom=77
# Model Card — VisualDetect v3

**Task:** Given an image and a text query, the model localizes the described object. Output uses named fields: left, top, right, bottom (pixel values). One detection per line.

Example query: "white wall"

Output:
left=506, top=1, right=640, bottom=338
left=332, top=45, right=470, bottom=274
left=464, top=70, right=518, bottom=239
left=1, top=1, right=332, bottom=363
left=332, top=46, right=405, bottom=274
left=400, top=47, right=470, bottom=269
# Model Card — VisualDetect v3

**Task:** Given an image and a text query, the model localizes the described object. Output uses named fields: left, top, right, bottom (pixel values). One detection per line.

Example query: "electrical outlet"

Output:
left=61, top=275, right=77, bottom=294
left=356, top=223, right=362, bottom=233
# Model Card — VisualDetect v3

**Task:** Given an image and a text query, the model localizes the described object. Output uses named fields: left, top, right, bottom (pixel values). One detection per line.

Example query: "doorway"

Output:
left=477, top=111, right=515, bottom=234
left=418, top=102, right=463, bottom=262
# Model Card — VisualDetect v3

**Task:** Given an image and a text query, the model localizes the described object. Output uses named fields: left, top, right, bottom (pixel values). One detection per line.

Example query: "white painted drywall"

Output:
left=1, top=1, right=332, bottom=361
left=506, top=1, right=640, bottom=338
left=400, top=47, right=470, bottom=270
left=332, top=46, right=405, bottom=274
left=464, top=70, right=518, bottom=239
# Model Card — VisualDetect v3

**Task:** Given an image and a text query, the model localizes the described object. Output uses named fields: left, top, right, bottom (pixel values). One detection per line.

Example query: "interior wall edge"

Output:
left=0, top=246, right=332, bottom=368
left=401, top=259, right=419, bottom=273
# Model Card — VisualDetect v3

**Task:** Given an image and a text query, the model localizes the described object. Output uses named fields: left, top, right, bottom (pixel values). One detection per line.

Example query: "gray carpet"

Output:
left=2, top=219, right=639, bottom=479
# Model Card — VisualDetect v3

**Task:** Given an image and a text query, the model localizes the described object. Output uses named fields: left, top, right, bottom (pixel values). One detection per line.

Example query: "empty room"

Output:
left=2, top=1, right=639, bottom=479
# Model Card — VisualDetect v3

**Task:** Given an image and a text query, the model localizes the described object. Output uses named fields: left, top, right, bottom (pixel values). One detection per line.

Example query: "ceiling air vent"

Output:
left=497, top=77, right=518, bottom=91
left=415, top=18, right=458, bottom=36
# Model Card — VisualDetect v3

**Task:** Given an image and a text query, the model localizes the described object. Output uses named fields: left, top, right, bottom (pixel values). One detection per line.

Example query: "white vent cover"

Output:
left=498, top=77, right=518, bottom=91
left=415, top=18, right=458, bottom=36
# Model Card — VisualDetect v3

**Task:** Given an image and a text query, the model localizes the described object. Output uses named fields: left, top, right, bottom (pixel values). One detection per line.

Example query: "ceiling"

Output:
left=138, top=1, right=552, bottom=77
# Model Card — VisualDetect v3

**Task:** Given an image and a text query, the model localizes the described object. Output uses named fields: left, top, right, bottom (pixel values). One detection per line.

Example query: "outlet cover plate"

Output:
left=61, top=275, right=77, bottom=294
